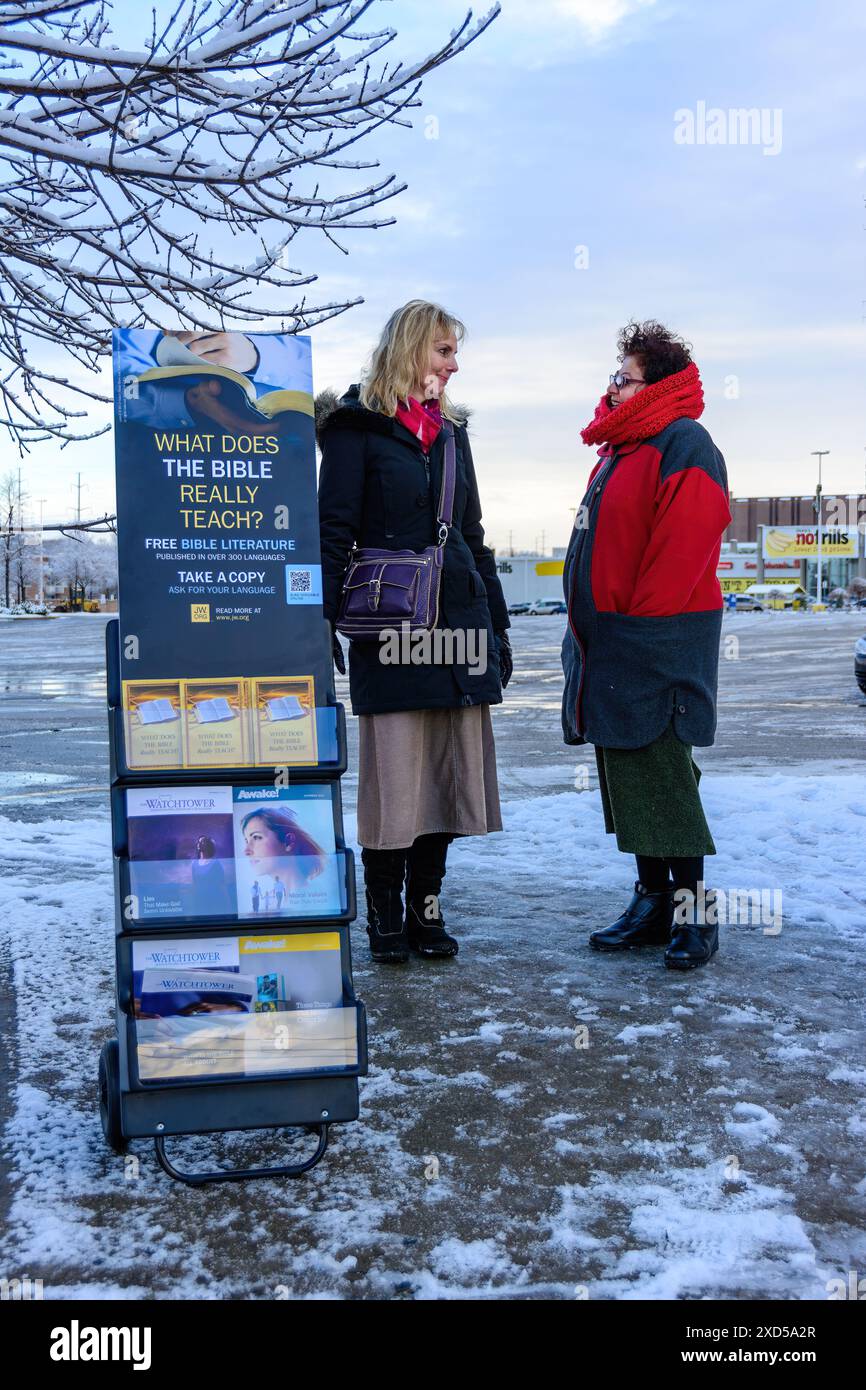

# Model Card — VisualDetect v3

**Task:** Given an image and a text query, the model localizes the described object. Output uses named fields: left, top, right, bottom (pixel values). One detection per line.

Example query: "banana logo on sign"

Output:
left=764, top=528, right=792, bottom=557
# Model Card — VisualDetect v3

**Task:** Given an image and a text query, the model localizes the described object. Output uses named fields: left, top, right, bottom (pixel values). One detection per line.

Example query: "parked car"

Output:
left=528, top=598, right=567, bottom=616
left=728, top=593, right=764, bottom=613
left=855, top=634, right=866, bottom=694
left=743, top=584, right=808, bottom=610
left=507, top=602, right=531, bottom=616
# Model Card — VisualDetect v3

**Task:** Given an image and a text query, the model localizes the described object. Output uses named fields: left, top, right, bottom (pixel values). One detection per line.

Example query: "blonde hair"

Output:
left=361, top=299, right=465, bottom=422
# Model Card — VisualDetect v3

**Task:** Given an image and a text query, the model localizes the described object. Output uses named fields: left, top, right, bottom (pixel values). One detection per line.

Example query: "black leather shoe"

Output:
left=366, top=886, right=409, bottom=963
left=589, top=882, right=674, bottom=951
left=406, top=897, right=459, bottom=958
left=664, top=921, right=719, bottom=969
left=664, top=888, right=720, bottom=969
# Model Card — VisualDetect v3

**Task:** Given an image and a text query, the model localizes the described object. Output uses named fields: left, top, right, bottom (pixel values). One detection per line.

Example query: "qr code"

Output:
left=289, top=570, right=313, bottom=594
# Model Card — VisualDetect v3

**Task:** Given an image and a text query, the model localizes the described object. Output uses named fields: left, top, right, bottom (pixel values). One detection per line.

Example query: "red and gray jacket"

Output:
left=561, top=417, right=732, bottom=749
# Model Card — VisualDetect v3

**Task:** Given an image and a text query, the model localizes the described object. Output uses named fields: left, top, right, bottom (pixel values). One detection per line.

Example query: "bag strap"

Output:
left=435, top=421, right=457, bottom=544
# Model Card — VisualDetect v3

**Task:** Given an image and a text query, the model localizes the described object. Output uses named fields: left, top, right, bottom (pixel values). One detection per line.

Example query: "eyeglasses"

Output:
left=609, top=372, right=646, bottom=390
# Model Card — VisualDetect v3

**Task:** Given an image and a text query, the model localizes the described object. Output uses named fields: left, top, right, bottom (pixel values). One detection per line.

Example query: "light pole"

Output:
left=37, top=497, right=46, bottom=604
left=811, top=451, right=829, bottom=602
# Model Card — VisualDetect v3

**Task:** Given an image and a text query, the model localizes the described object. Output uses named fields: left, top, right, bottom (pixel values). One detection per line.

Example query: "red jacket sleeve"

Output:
left=627, top=462, right=732, bottom=618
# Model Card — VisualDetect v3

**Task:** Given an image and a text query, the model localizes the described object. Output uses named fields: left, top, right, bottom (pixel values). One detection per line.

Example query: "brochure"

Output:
left=182, top=677, right=247, bottom=767
left=121, top=673, right=317, bottom=770
left=123, top=680, right=184, bottom=768
left=249, top=676, right=317, bottom=765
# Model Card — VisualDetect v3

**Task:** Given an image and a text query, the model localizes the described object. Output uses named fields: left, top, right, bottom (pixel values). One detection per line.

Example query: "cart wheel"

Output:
left=98, top=1040, right=126, bottom=1153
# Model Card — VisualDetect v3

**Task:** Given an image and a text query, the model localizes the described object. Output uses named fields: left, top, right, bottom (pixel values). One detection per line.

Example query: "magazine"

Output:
left=139, top=968, right=256, bottom=1015
left=232, top=784, right=343, bottom=920
left=126, top=786, right=236, bottom=920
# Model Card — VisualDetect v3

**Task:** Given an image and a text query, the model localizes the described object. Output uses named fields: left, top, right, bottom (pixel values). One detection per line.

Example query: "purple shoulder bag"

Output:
left=335, top=421, right=456, bottom=641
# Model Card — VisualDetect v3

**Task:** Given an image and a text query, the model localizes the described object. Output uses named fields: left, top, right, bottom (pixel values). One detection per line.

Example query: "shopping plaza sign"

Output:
left=761, top=525, right=860, bottom=560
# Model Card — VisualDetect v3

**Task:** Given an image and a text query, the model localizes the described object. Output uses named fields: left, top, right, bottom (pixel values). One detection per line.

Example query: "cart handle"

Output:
left=153, top=1123, right=329, bottom=1186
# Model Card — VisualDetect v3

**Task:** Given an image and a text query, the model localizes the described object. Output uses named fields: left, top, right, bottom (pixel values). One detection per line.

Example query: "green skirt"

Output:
left=594, top=722, right=716, bottom=858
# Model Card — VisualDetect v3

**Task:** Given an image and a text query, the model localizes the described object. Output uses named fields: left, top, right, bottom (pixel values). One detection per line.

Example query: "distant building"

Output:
left=726, top=493, right=866, bottom=541
left=725, top=494, right=866, bottom=595
left=716, top=541, right=799, bottom=593
left=495, top=552, right=566, bottom=606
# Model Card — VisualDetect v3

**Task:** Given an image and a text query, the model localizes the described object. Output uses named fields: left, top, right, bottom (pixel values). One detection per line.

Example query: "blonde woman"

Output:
left=317, top=301, right=512, bottom=963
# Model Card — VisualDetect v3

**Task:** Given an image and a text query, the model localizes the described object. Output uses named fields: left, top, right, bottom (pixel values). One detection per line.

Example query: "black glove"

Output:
left=332, top=632, right=346, bottom=676
left=494, top=630, right=513, bottom=689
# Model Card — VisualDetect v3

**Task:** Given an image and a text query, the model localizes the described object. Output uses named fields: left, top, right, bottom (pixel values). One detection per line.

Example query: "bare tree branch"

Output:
left=0, top=0, right=501, bottom=448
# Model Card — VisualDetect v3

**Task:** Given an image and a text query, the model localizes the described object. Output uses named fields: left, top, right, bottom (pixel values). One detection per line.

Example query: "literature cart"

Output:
left=98, top=330, right=366, bottom=1185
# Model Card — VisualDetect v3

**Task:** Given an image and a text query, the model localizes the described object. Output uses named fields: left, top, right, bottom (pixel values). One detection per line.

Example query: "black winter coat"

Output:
left=317, top=385, right=509, bottom=715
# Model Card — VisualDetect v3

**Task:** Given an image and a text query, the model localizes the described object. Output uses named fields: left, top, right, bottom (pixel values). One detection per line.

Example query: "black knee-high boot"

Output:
left=361, top=847, right=409, bottom=963
left=405, top=833, right=459, bottom=958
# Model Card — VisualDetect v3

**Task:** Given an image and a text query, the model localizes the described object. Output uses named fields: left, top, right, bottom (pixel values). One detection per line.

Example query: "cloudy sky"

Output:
left=18, top=0, right=866, bottom=554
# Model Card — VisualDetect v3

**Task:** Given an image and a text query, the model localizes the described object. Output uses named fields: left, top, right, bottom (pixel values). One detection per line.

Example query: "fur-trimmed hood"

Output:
left=315, top=383, right=470, bottom=447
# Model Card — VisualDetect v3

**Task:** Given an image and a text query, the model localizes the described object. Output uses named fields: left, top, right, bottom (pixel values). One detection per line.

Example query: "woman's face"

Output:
left=609, top=353, right=647, bottom=408
left=243, top=816, right=293, bottom=869
left=419, top=333, right=459, bottom=400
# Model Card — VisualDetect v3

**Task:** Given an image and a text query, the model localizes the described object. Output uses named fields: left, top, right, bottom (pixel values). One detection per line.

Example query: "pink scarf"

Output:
left=395, top=395, right=443, bottom=452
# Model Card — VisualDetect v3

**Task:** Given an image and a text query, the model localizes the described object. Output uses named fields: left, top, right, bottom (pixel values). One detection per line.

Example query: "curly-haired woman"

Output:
left=562, top=321, right=732, bottom=969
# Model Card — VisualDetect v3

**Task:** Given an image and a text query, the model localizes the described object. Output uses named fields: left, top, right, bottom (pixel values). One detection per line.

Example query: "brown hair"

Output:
left=617, top=320, right=693, bottom=384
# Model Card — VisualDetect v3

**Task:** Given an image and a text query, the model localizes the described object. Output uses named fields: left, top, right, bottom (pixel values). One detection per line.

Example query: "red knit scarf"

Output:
left=580, top=362, right=704, bottom=447
left=395, top=395, right=443, bottom=452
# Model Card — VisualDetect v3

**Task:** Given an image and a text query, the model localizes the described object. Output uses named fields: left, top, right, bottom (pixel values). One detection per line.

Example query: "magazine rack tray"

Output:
left=105, top=620, right=348, bottom=783
left=113, top=847, right=358, bottom=930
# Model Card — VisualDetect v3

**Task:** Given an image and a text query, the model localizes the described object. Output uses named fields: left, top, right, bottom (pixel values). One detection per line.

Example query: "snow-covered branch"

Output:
left=0, top=0, right=500, bottom=448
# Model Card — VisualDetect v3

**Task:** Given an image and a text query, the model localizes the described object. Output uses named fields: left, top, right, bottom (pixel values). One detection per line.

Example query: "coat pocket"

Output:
left=468, top=568, right=487, bottom=600
left=587, top=609, right=722, bottom=748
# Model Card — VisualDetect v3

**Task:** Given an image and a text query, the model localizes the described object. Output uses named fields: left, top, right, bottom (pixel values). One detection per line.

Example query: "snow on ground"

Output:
left=1, top=761, right=864, bottom=1299
left=1, top=612, right=863, bottom=1299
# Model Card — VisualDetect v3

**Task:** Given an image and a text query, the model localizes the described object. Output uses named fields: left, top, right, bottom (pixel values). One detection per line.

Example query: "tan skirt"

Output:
left=356, top=704, right=503, bottom=849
